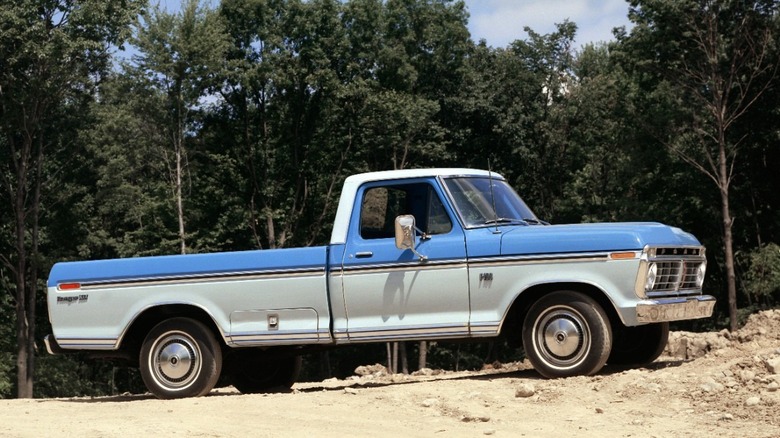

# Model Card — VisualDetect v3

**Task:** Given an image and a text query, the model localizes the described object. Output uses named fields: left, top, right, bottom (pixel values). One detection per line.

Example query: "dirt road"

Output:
left=2, top=310, right=779, bottom=437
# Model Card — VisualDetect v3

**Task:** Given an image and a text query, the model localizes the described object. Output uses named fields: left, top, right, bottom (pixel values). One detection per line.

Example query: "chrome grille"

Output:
left=652, top=261, right=681, bottom=290
left=650, top=261, right=702, bottom=292
left=642, top=246, right=707, bottom=298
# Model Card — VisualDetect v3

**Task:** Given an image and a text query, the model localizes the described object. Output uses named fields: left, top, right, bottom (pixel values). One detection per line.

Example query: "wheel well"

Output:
left=502, top=282, right=621, bottom=345
left=118, top=304, right=224, bottom=364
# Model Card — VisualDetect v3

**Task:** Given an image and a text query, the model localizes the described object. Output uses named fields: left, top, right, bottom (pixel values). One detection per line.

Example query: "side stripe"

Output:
left=468, top=252, right=611, bottom=267
left=74, top=267, right=326, bottom=290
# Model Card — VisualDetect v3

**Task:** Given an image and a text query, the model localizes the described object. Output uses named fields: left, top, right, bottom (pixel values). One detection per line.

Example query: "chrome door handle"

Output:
left=355, top=252, right=373, bottom=258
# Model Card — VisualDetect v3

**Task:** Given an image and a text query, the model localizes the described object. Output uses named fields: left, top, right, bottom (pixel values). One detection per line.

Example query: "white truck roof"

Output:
left=329, top=168, right=502, bottom=244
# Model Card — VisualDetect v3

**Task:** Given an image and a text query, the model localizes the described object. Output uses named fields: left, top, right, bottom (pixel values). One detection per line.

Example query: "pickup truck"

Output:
left=45, top=168, right=715, bottom=399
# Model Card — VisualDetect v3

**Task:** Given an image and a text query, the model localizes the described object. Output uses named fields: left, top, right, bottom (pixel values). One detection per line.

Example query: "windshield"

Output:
left=443, top=177, right=539, bottom=228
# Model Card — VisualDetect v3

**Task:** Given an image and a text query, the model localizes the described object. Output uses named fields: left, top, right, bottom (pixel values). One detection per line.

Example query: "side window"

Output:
left=361, top=187, right=408, bottom=239
left=360, top=183, right=452, bottom=239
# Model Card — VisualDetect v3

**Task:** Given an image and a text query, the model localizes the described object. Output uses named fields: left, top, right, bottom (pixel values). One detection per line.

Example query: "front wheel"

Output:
left=522, top=291, right=612, bottom=378
left=139, top=318, right=222, bottom=399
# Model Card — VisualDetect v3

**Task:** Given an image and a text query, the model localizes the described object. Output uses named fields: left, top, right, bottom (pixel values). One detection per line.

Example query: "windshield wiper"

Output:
left=522, top=218, right=550, bottom=225
left=484, top=217, right=528, bottom=225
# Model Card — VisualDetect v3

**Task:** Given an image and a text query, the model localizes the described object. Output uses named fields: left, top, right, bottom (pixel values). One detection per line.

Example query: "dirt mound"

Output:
left=667, top=309, right=780, bottom=359
left=661, top=309, right=780, bottom=427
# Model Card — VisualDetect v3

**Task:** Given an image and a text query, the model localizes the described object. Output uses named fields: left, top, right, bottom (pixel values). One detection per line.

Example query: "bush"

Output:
left=743, top=243, right=780, bottom=306
left=0, top=352, right=12, bottom=398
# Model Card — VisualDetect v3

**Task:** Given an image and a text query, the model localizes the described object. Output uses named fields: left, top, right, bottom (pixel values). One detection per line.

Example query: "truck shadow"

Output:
left=293, top=367, right=541, bottom=393
left=603, top=358, right=688, bottom=374
left=59, top=359, right=689, bottom=402
left=293, top=358, right=688, bottom=394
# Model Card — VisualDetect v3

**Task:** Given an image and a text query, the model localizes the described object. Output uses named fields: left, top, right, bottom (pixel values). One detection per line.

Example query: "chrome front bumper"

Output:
left=636, top=295, right=716, bottom=323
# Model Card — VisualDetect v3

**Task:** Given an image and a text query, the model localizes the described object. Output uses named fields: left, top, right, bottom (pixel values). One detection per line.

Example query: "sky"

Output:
left=462, top=0, right=634, bottom=48
left=153, top=0, right=635, bottom=49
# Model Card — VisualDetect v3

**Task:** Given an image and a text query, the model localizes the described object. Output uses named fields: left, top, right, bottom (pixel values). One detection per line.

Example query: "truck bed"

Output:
left=47, top=246, right=332, bottom=350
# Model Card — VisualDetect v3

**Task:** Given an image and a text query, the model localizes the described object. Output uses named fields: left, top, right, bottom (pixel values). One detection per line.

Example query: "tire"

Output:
left=522, top=290, right=612, bottom=378
left=608, top=322, right=669, bottom=366
left=139, top=318, right=222, bottom=399
left=229, top=352, right=302, bottom=394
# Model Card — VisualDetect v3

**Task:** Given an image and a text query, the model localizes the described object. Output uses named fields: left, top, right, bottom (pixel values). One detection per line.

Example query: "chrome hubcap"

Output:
left=544, top=316, right=581, bottom=357
left=150, top=331, right=201, bottom=390
left=535, top=306, right=590, bottom=369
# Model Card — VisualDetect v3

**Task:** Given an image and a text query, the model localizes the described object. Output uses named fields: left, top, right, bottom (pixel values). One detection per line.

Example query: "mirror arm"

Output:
left=415, top=226, right=431, bottom=241
left=410, top=247, right=428, bottom=262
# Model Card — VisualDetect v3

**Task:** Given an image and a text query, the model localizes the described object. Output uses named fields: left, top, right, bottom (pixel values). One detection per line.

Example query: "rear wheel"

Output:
left=522, top=290, right=612, bottom=378
left=608, top=322, right=669, bottom=366
left=139, top=318, right=222, bottom=399
left=228, top=351, right=302, bottom=394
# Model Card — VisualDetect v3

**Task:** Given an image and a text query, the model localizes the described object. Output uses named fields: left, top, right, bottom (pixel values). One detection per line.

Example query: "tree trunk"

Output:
left=266, top=213, right=276, bottom=249
left=15, top=255, right=33, bottom=398
left=399, top=342, right=408, bottom=374
left=418, top=341, right=427, bottom=370
left=718, top=142, right=738, bottom=332
left=386, top=342, right=402, bottom=374
left=176, top=135, right=186, bottom=255
left=386, top=343, right=393, bottom=373
left=10, top=135, right=39, bottom=399
left=392, top=342, right=398, bottom=374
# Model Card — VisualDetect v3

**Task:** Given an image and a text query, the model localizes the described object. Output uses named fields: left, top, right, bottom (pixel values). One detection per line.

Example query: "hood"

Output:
left=500, top=222, right=700, bottom=256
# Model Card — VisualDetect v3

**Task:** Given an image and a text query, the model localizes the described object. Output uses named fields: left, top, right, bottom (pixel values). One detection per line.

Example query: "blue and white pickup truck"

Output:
left=46, top=168, right=715, bottom=399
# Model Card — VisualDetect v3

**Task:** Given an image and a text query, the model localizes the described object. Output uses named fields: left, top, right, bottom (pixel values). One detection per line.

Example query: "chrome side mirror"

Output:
left=394, top=215, right=427, bottom=261
left=394, top=215, right=415, bottom=250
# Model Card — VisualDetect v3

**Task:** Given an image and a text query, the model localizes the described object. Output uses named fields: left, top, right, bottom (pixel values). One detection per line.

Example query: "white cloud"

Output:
left=464, top=0, right=633, bottom=48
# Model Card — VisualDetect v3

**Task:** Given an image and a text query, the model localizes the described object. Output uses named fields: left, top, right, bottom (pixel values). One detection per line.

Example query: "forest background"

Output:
left=1, top=0, right=779, bottom=399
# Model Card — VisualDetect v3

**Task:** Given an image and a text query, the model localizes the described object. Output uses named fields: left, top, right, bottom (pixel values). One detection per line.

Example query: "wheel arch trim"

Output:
left=117, top=302, right=228, bottom=352
left=498, top=281, right=623, bottom=341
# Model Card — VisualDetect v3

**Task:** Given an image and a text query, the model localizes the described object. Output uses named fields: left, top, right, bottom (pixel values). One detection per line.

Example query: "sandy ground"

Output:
left=2, top=310, right=780, bottom=438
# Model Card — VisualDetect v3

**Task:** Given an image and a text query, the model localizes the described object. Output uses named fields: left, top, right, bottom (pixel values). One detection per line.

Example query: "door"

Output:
left=340, top=179, right=470, bottom=341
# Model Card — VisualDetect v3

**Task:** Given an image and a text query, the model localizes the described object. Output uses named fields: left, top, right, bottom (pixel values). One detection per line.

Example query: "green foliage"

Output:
left=0, top=352, right=11, bottom=398
left=34, top=355, right=145, bottom=398
left=743, top=243, right=780, bottom=303
left=426, top=341, right=523, bottom=371
left=77, top=73, right=181, bottom=258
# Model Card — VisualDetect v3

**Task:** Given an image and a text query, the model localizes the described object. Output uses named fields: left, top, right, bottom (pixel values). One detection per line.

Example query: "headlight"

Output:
left=696, top=262, right=707, bottom=288
left=645, top=263, right=658, bottom=290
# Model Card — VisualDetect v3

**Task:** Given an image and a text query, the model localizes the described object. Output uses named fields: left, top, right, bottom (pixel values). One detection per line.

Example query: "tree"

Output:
left=0, top=0, right=142, bottom=398
left=622, top=0, right=779, bottom=330
left=451, top=22, right=578, bottom=221
left=79, top=72, right=180, bottom=259
left=130, top=0, right=229, bottom=254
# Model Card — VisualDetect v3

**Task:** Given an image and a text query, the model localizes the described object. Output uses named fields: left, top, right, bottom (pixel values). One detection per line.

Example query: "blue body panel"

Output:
left=499, top=222, right=701, bottom=256
left=48, top=246, right=328, bottom=287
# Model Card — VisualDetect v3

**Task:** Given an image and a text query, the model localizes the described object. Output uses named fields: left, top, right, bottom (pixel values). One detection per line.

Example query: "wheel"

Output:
left=522, top=290, right=612, bottom=378
left=229, top=351, right=302, bottom=394
left=139, top=318, right=222, bottom=399
left=608, top=322, right=669, bottom=365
